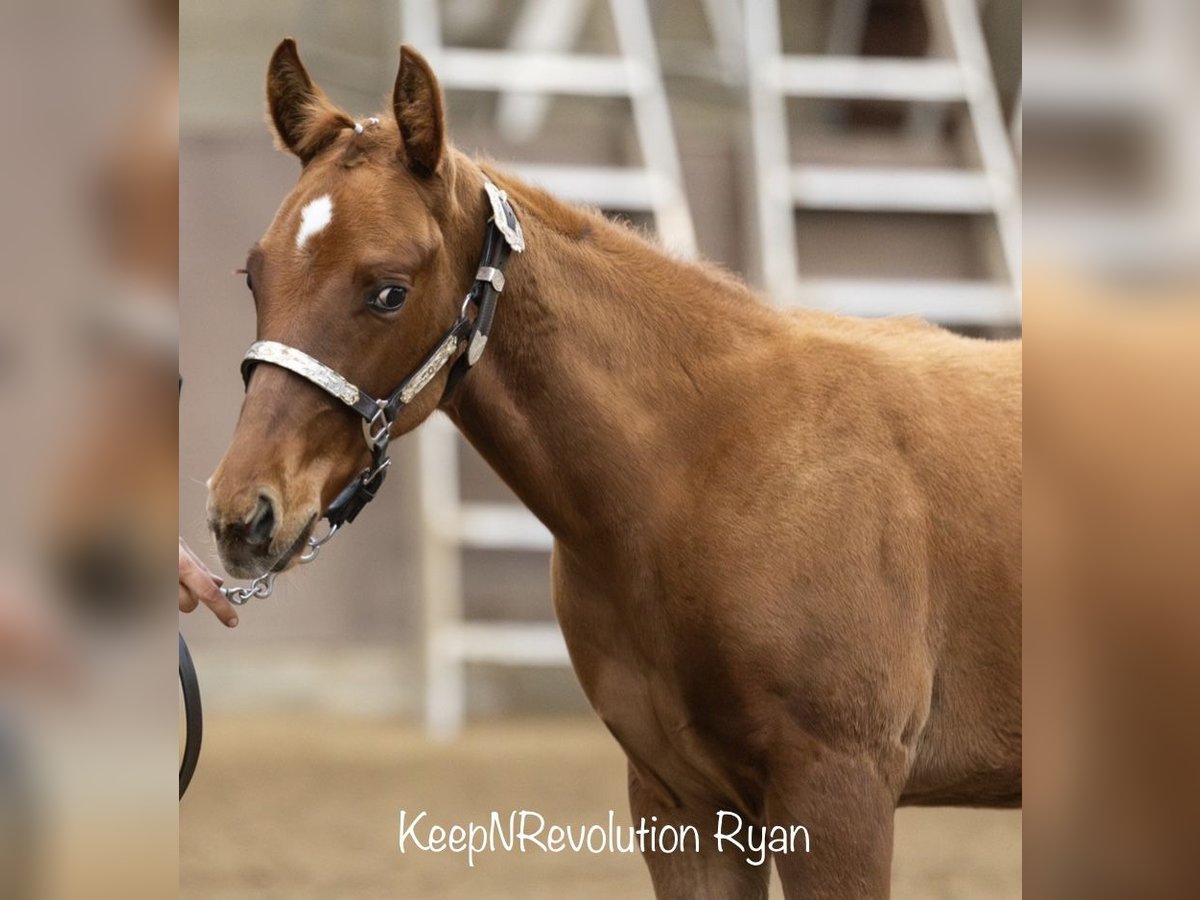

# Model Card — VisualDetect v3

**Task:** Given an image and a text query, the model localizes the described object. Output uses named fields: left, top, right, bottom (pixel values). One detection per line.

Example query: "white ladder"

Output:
left=744, top=0, right=1021, bottom=325
left=400, top=0, right=696, bottom=736
left=413, top=414, right=562, bottom=737
left=401, top=0, right=697, bottom=256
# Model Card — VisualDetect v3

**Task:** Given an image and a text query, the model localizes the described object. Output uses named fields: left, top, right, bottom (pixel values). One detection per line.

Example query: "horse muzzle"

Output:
left=208, top=486, right=316, bottom=579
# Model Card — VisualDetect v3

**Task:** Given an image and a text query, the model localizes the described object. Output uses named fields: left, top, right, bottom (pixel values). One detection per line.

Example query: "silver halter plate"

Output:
left=242, top=341, right=364, bottom=408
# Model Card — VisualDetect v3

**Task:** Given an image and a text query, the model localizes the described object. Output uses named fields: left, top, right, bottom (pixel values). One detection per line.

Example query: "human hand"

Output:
left=178, top=538, right=237, bottom=627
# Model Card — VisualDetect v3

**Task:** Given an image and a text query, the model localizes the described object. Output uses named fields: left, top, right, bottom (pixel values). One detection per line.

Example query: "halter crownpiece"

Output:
left=222, top=178, right=522, bottom=604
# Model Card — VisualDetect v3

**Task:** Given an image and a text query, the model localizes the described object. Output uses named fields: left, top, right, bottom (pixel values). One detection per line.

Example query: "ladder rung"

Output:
left=446, top=622, right=570, bottom=666
left=767, top=56, right=966, bottom=102
left=790, top=166, right=995, bottom=213
left=437, top=49, right=647, bottom=97
left=456, top=503, right=553, bottom=551
left=513, top=164, right=667, bottom=211
left=785, top=279, right=1018, bottom=325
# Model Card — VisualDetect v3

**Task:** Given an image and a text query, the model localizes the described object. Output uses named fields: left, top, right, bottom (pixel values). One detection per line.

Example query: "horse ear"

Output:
left=393, top=46, right=446, bottom=177
left=266, top=38, right=353, bottom=164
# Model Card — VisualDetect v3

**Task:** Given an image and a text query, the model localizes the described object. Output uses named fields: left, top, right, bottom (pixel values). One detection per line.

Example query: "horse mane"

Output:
left=474, top=158, right=766, bottom=313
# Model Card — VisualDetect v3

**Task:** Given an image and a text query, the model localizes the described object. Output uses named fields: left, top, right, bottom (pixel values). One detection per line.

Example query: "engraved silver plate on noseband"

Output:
left=242, top=341, right=362, bottom=408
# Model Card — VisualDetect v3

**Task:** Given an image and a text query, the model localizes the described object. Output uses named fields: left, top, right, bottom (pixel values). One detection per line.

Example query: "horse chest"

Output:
left=578, top=645, right=749, bottom=807
left=553, top=559, right=760, bottom=807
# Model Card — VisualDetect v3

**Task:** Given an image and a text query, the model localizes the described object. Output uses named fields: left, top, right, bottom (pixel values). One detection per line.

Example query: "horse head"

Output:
left=207, top=39, right=478, bottom=578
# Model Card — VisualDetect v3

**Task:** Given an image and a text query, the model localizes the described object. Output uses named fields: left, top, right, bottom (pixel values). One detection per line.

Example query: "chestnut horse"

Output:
left=207, top=41, right=1021, bottom=899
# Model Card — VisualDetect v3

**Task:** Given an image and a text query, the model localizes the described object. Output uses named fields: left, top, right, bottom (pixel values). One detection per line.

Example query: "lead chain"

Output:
left=219, top=523, right=339, bottom=606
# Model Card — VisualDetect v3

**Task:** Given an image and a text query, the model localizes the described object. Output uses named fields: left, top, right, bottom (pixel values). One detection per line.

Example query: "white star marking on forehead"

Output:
left=295, top=194, right=333, bottom=250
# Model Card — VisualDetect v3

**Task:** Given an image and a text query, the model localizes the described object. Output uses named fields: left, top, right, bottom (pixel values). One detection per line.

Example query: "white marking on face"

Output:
left=295, top=194, right=333, bottom=250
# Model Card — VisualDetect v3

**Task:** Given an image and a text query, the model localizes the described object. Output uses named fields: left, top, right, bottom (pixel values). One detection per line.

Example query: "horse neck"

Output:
left=441, top=158, right=777, bottom=550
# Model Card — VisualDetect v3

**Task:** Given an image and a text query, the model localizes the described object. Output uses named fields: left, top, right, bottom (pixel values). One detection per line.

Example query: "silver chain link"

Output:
left=220, top=522, right=340, bottom=606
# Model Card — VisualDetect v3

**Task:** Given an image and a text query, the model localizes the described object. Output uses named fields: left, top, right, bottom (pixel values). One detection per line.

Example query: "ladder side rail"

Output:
left=939, top=0, right=1021, bottom=306
left=417, top=417, right=467, bottom=737
left=743, top=0, right=799, bottom=299
left=495, top=0, right=594, bottom=142
left=400, top=0, right=443, bottom=57
left=610, top=0, right=698, bottom=256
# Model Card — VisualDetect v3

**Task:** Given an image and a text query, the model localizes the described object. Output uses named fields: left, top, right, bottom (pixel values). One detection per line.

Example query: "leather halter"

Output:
left=238, top=179, right=524, bottom=529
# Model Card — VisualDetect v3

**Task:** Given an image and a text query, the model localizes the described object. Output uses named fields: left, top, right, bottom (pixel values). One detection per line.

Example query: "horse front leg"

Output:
left=628, top=764, right=770, bottom=900
left=767, top=742, right=899, bottom=900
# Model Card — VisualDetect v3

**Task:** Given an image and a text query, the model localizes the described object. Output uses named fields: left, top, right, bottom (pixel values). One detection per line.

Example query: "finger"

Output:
left=179, top=540, right=223, bottom=586
left=199, top=584, right=239, bottom=629
left=179, top=563, right=238, bottom=628
left=179, top=583, right=198, bottom=613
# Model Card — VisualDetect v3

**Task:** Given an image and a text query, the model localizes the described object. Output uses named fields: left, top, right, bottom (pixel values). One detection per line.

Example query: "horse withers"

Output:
left=206, top=40, right=1021, bottom=899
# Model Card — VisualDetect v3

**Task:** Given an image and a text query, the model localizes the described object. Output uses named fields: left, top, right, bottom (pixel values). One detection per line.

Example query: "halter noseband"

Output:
left=226, top=179, right=522, bottom=602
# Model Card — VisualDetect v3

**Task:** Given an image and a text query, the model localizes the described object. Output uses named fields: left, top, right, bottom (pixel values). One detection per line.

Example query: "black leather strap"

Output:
left=324, top=442, right=391, bottom=527
left=443, top=223, right=513, bottom=400
left=179, top=633, right=203, bottom=799
left=179, top=379, right=203, bottom=801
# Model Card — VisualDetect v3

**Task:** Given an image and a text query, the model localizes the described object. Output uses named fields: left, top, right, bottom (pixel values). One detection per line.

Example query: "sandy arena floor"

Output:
left=180, top=714, right=1020, bottom=898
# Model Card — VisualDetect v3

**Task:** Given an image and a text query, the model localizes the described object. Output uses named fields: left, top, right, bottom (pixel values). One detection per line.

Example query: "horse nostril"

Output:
left=245, top=493, right=277, bottom=547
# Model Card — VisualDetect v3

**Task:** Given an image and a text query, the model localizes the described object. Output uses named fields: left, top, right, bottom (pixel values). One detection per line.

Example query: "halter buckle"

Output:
left=365, top=403, right=390, bottom=449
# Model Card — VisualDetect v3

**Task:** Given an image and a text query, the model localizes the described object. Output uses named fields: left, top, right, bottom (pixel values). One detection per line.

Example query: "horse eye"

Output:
left=245, top=272, right=253, bottom=292
left=369, top=285, right=407, bottom=313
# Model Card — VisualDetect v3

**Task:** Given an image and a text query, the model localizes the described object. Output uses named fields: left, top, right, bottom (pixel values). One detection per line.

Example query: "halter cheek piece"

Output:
left=222, top=180, right=523, bottom=604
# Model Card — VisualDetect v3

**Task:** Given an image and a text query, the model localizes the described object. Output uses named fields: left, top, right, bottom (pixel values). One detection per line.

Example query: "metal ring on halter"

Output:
left=299, top=522, right=340, bottom=563
left=365, top=456, right=392, bottom=482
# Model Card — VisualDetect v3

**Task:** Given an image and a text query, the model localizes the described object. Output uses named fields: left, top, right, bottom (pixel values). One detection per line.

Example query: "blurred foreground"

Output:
left=1025, top=272, right=1200, bottom=898
left=0, top=1, right=177, bottom=898
left=1025, top=2, right=1200, bottom=896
